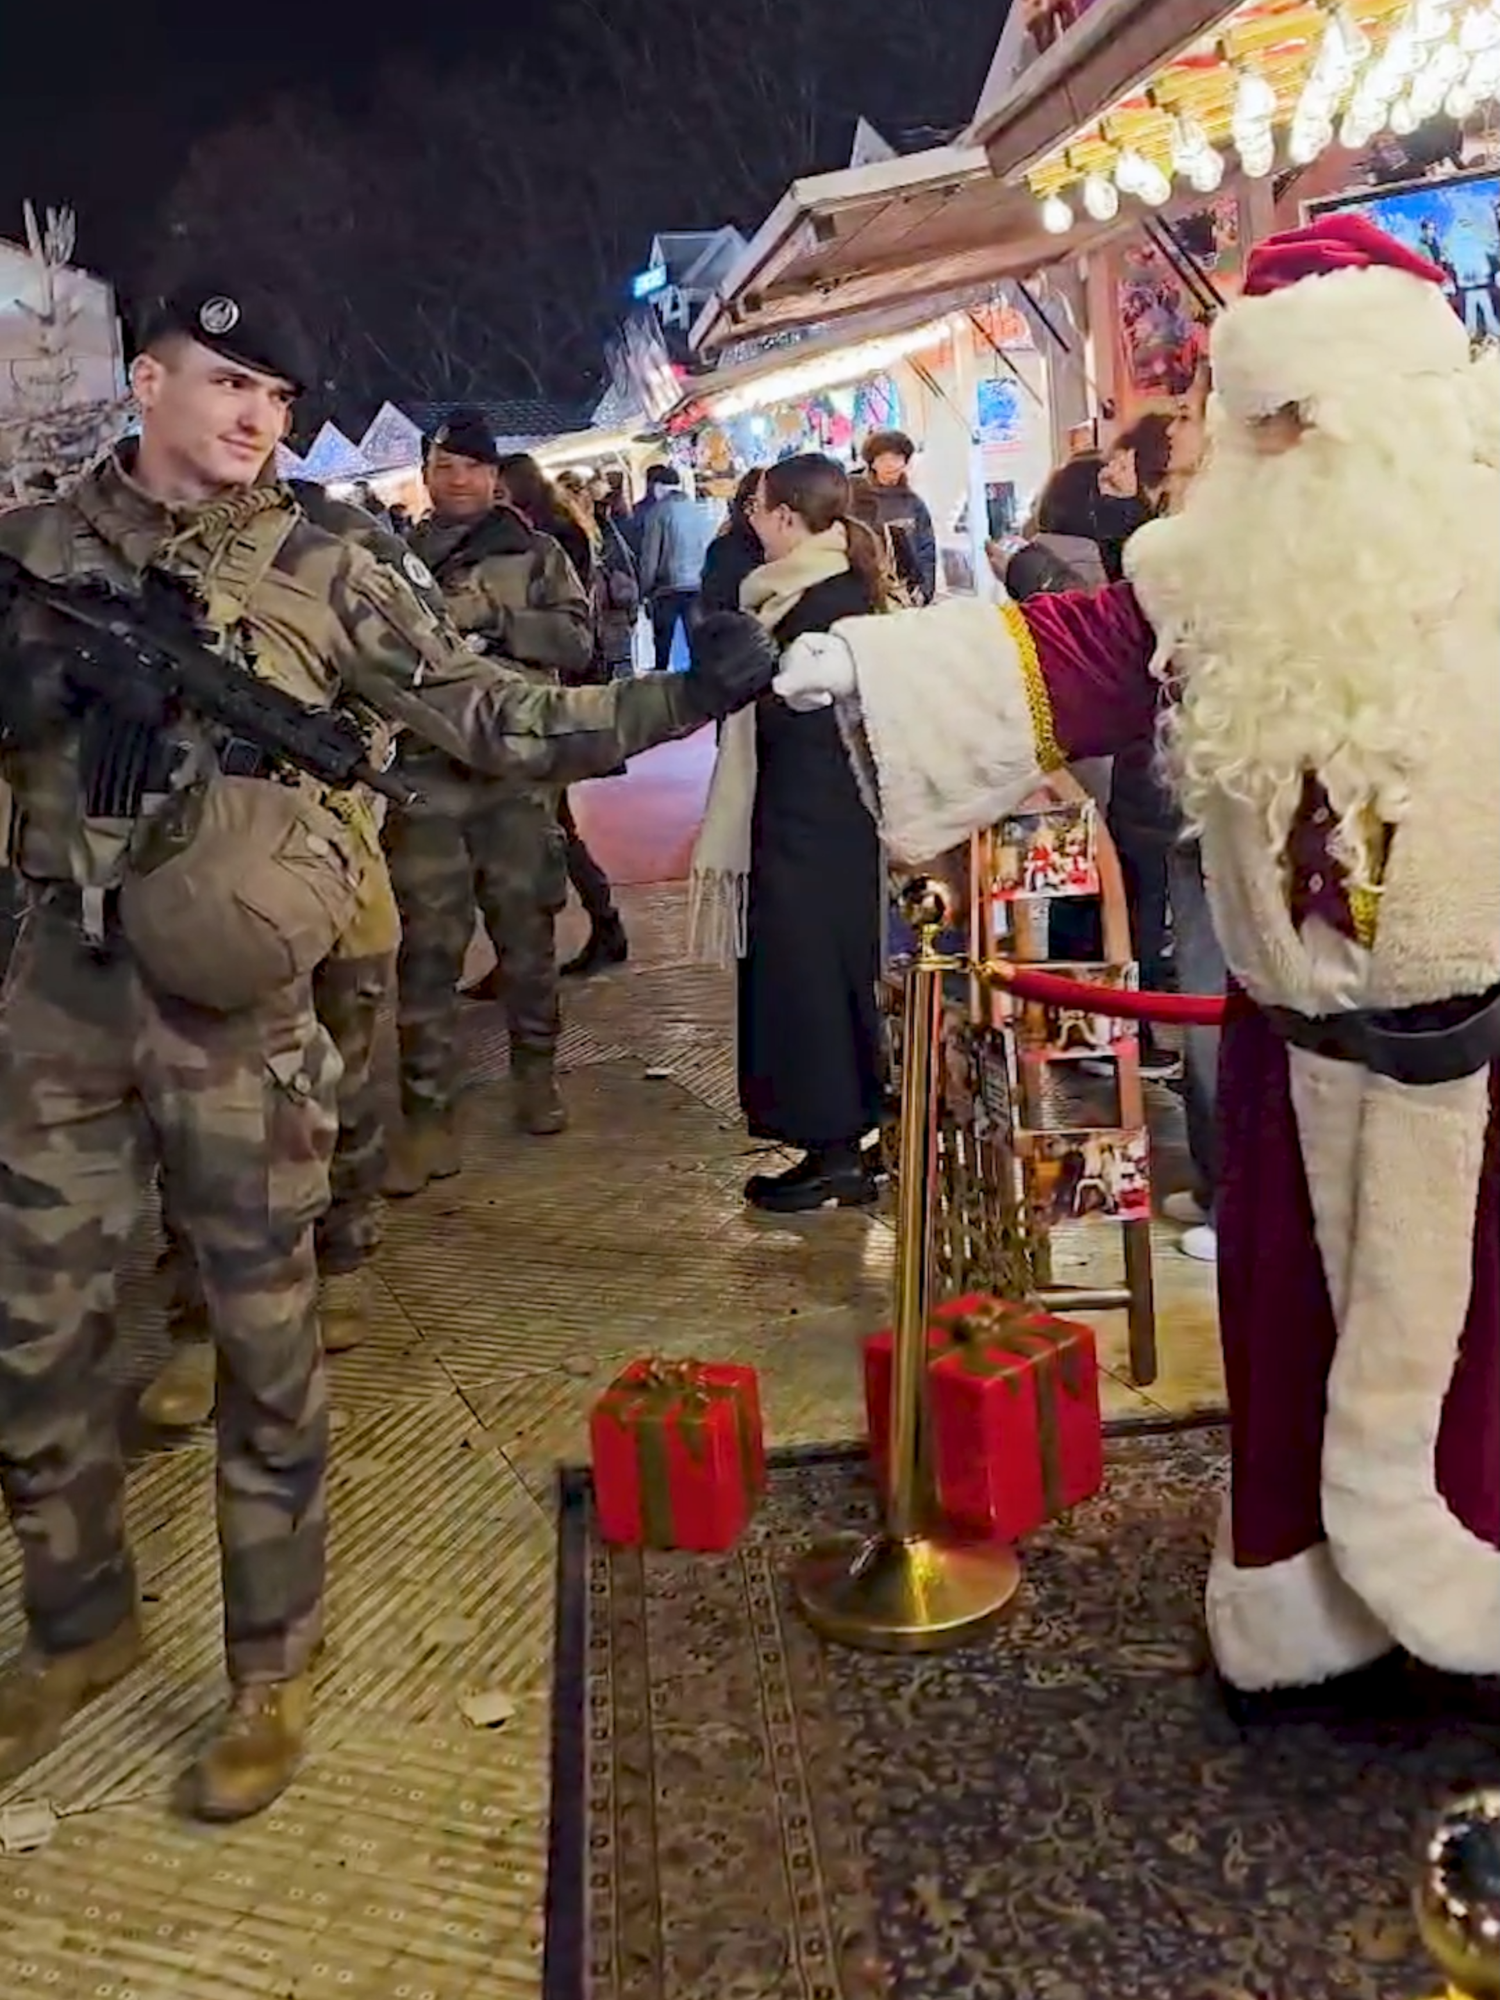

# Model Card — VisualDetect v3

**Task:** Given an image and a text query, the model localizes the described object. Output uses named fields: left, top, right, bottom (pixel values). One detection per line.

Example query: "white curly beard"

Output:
left=1128, top=366, right=1500, bottom=889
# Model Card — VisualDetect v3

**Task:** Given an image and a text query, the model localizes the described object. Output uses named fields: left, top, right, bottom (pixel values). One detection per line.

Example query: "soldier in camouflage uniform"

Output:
left=382, top=412, right=592, bottom=1194
left=142, top=480, right=452, bottom=1428
left=0, top=282, right=767, bottom=1820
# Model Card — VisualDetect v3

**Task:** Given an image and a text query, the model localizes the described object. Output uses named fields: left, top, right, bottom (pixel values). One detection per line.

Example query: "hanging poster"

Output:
left=977, top=376, right=1024, bottom=446
left=1113, top=197, right=1243, bottom=409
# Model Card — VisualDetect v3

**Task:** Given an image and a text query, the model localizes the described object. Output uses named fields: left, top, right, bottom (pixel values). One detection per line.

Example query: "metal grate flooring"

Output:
left=0, top=882, right=1221, bottom=1997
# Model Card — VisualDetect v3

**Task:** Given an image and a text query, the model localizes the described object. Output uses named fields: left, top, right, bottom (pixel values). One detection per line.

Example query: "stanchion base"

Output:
left=793, top=1530, right=1022, bottom=1654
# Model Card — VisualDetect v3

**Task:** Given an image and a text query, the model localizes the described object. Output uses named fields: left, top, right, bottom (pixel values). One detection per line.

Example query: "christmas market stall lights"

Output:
left=1025, top=0, right=1500, bottom=233
left=699, top=316, right=958, bottom=421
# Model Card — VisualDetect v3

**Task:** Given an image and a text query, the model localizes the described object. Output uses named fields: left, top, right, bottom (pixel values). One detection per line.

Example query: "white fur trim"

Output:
left=1305, top=1059, right=1500, bottom=1675
left=1206, top=1498, right=1394, bottom=1691
left=1212, top=265, right=1470, bottom=431
left=830, top=598, right=1047, bottom=864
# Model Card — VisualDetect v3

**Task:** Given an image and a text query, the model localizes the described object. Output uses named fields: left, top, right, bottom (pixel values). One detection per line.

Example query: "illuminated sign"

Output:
left=631, top=265, right=669, bottom=301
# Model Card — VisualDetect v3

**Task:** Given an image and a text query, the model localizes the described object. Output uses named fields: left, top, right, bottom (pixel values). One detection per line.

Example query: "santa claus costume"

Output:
left=773, top=215, right=1500, bottom=1695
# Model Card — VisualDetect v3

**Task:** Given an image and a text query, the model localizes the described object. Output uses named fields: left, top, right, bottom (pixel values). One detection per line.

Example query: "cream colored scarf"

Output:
left=686, top=525, right=852, bottom=966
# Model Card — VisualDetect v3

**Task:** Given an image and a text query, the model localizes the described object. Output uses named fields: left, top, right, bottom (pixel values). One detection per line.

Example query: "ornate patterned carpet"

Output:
left=547, top=1426, right=1500, bottom=2000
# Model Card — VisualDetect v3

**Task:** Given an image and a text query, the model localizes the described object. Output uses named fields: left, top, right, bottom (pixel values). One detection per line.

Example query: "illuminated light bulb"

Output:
left=1409, top=69, right=1449, bottom=113
left=1446, top=78, right=1478, bottom=111
left=1461, top=4, right=1500, bottom=48
left=1238, top=129, right=1277, bottom=176
left=1114, top=147, right=1149, bottom=193
left=1187, top=146, right=1226, bottom=192
left=1234, top=69, right=1278, bottom=123
left=1169, top=112, right=1213, bottom=173
left=1470, top=46, right=1500, bottom=89
left=1410, top=0, right=1455, bottom=41
left=1289, top=113, right=1336, bottom=162
left=1338, top=110, right=1373, bottom=146
left=1389, top=93, right=1421, bottom=130
left=1425, top=40, right=1468, bottom=81
left=1135, top=157, right=1174, bottom=205
left=1081, top=171, right=1120, bottom=221
left=1041, top=191, right=1074, bottom=234
left=1378, top=26, right=1420, bottom=81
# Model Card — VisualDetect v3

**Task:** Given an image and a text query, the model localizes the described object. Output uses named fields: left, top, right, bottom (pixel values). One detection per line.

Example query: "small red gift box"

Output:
left=928, top=1298, right=1102, bottom=1542
left=589, top=1358, right=765, bottom=1552
left=863, top=1291, right=994, bottom=1491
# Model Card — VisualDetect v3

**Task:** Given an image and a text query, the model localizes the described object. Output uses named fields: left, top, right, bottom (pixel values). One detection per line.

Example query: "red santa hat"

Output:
left=1211, top=210, right=1469, bottom=427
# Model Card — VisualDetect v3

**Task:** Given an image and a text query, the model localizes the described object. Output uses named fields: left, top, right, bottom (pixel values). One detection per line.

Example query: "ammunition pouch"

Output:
left=119, top=773, right=361, bottom=1013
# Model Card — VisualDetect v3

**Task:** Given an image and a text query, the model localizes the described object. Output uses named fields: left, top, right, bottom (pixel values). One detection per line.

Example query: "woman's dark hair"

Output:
left=761, top=452, right=889, bottom=610
left=724, top=465, right=763, bottom=536
left=496, top=452, right=572, bottom=538
left=862, top=429, right=915, bottom=466
left=1112, top=413, right=1173, bottom=495
left=1034, top=453, right=1104, bottom=541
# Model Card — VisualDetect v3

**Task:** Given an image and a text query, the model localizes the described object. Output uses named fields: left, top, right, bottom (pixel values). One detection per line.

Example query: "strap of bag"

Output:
left=193, top=505, right=301, bottom=634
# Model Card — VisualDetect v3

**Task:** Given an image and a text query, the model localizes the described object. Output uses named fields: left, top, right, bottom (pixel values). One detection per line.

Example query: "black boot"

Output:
left=561, top=915, right=628, bottom=979
left=744, top=1146, right=878, bottom=1214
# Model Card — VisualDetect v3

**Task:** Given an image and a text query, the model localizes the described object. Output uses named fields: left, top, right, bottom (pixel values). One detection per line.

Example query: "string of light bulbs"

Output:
left=1030, top=0, right=1499, bottom=236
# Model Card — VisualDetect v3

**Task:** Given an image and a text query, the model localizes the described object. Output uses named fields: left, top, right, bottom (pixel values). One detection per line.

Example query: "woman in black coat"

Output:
left=698, top=466, right=766, bottom=617
left=690, top=454, right=888, bottom=1213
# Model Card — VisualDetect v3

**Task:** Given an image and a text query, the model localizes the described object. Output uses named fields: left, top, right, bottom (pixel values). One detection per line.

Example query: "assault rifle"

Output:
left=0, top=551, right=415, bottom=806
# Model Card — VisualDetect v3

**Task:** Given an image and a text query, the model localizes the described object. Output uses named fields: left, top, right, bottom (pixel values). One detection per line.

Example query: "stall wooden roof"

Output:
left=969, top=0, right=1242, bottom=181
left=689, top=145, right=1108, bottom=354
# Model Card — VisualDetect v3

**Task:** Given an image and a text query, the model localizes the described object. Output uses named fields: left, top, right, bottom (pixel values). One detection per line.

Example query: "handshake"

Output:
left=685, top=612, right=858, bottom=720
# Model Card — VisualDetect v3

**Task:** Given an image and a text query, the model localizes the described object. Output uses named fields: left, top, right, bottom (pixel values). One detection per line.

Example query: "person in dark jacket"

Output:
left=490, top=458, right=632, bottom=981
left=853, top=429, right=938, bottom=602
left=497, top=453, right=594, bottom=586
left=687, top=454, right=888, bottom=1212
left=697, top=466, right=765, bottom=616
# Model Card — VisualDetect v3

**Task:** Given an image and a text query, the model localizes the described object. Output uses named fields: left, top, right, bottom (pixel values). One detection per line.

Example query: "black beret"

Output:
left=141, top=280, right=318, bottom=396
left=429, top=408, right=499, bottom=467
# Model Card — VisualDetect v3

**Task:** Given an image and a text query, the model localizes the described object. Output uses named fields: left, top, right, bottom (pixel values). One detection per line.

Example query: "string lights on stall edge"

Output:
left=1030, top=0, right=1500, bottom=234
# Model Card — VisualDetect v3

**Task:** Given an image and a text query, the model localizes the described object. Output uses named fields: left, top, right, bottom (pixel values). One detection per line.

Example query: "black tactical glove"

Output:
left=683, top=611, right=779, bottom=721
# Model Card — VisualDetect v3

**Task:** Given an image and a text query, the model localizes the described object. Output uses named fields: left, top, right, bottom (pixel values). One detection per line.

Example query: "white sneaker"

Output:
left=1180, top=1224, right=1218, bottom=1264
left=1162, top=1191, right=1210, bottom=1226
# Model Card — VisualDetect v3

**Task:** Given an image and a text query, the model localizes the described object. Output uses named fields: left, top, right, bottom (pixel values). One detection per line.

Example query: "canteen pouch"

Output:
left=120, top=773, right=360, bottom=1013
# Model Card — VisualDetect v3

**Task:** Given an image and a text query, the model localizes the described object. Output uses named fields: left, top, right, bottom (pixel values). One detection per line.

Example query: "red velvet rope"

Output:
left=985, top=960, right=1228, bottom=1027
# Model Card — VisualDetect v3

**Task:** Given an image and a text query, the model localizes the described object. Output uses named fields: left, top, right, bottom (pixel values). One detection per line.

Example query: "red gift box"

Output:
left=589, top=1358, right=765, bottom=1552
left=863, top=1291, right=997, bottom=1491
left=928, top=1299, right=1102, bottom=1542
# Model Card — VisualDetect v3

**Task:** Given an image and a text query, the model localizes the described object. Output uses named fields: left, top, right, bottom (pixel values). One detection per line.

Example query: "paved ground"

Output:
left=0, top=747, right=1222, bottom=1998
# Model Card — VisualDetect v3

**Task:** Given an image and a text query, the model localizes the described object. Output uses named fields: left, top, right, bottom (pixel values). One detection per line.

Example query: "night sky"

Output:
left=0, top=5, right=554, bottom=283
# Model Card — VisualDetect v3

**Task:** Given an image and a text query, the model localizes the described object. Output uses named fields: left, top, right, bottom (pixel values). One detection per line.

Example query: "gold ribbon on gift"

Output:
left=946, top=1301, right=1088, bottom=1519
left=603, top=1359, right=761, bottom=1549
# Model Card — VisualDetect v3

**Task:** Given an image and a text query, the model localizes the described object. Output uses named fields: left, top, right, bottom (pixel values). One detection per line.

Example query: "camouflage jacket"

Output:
left=400, top=505, right=593, bottom=815
left=0, top=451, right=699, bottom=894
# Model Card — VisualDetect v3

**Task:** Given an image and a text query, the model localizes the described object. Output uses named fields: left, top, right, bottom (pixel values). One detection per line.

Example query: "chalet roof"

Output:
left=403, top=398, right=593, bottom=450
left=299, top=422, right=368, bottom=482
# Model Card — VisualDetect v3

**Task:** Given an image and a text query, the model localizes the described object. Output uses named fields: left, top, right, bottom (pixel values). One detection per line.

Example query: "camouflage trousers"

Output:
left=0, top=900, right=338, bottom=1682
left=385, top=791, right=566, bottom=1121
left=159, top=949, right=394, bottom=1324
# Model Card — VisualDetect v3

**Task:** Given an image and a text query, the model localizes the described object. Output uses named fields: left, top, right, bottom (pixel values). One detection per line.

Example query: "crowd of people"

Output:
left=4, top=208, right=1482, bottom=1836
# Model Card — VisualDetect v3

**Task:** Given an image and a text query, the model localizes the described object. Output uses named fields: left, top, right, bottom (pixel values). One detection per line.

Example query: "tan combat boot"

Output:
left=138, top=1336, right=217, bottom=1430
left=319, top=1267, right=372, bottom=1354
left=0, top=1615, right=146, bottom=1782
left=186, top=1674, right=312, bottom=1822
left=512, top=1057, right=567, bottom=1137
left=381, top=1115, right=461, bottom=1198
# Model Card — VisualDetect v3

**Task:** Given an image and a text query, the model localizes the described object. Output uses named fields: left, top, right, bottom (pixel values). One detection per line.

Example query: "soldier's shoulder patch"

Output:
left=403, top=552, right=435, bottom=591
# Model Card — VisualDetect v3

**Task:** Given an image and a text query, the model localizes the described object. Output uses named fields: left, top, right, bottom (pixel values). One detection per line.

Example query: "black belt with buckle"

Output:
left=1263, top=982, right=1500, bottom=1087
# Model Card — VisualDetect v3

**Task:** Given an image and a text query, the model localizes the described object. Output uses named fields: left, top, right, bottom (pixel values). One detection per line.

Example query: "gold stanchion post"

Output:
left=1415, top=1792, right=1500, bottom=1999
left=792, top=879, right=1023, bottom=1653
